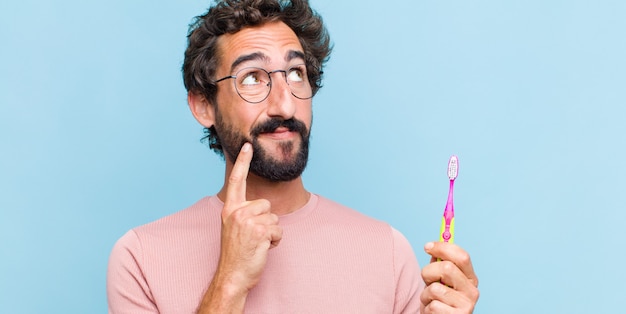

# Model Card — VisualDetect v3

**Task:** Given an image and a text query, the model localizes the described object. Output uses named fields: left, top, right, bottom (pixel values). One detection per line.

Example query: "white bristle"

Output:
left=447, top=155, right=458, bottom=180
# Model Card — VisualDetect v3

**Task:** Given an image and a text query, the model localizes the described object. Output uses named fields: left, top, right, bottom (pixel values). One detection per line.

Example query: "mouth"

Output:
left=252, top=118, right=307, bottom=142
left=258, top=127, right=297, bottom=140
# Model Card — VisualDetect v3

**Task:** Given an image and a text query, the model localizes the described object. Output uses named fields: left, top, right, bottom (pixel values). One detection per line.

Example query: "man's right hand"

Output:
left=197, top=143, right=283, bottom=313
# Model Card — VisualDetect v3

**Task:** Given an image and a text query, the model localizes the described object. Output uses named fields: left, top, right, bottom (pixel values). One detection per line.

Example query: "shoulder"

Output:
left=109, top=196, right=220, bottom=256
left=314, top=194, right=418, bottom=257
left=315, top=194, right=388, bottom=224
left=310, top=194, right=397, bottom=243
left=107, top=196, right=220, bottom=312
left=131, top=196, right=219, bottom=236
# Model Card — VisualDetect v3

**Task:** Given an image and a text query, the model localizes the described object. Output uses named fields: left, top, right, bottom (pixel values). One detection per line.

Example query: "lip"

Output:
left=258, top=127, right=297, bottom=140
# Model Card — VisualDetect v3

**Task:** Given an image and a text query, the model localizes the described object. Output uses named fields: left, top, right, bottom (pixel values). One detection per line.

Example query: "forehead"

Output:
left=217, top=21, right=304, bottom=71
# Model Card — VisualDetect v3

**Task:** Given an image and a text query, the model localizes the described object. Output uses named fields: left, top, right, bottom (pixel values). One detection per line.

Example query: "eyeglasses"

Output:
left=214, top=64, right=313, bottom=103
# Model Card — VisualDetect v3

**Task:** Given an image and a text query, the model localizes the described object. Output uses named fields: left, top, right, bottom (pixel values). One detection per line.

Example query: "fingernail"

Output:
left=242, top=143, right=251, bottom=152
left=425, top=242, right=434, bottom=251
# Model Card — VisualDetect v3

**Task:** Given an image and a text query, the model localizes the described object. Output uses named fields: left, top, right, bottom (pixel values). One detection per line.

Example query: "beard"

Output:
left=215, top=114, right=310, bottom=182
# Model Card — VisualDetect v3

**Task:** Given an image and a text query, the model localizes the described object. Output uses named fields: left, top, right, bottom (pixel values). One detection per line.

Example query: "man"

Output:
left=107, top=0, right=479, bottom=313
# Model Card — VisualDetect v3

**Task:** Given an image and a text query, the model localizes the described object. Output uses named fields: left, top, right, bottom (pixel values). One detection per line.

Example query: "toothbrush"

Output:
left=440, top=155, right=458, bottom=244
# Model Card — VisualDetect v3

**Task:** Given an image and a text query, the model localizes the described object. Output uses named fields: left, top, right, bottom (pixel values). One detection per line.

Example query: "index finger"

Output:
left=225, top=142, right=253, bottom=207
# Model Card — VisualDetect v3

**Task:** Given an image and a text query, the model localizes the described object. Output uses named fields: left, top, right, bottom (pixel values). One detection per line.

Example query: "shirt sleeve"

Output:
left=392, top=227, right=425, bottom=314
left=107, top=230, right=159, bottom=314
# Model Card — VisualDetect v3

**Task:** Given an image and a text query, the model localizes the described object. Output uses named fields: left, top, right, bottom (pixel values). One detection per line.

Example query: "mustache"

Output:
left=250, top=118, right=308, bottom=137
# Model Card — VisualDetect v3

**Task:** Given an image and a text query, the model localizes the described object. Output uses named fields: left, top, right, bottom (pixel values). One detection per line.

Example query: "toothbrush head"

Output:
left=447, top=155, right=459, bottom=180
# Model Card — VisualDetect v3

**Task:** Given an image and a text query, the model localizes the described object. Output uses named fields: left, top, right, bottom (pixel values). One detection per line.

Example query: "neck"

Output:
left=218, top=171, right=310, bottom=216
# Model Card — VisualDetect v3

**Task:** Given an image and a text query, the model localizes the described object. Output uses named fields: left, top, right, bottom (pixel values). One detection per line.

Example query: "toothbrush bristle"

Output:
left=447, top=155, right=458, bottom=180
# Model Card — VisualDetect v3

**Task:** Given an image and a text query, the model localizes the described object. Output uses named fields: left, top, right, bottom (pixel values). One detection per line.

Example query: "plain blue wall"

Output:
left=1, top=0, right=625, bottom=312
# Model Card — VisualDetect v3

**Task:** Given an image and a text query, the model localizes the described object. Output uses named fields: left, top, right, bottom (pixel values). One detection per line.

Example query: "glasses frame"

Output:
left=214, top=64, right=314, bottom=104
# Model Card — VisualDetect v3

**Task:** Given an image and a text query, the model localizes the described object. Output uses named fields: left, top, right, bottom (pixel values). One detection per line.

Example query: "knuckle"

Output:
left=421, top=267, right=430, bottom=282
left=269, top=213, right=279, bottom=224
left=221, top=206, right=236, bottom=221
left=428, top=300, right=444, bottom=312
left=221, top=210, right=229, bottom=221
left=458, top=251, right=471, bottom=265
left=228, top=207, right=247, bottom=223
left=228, top=173, right=243, bottom=185
left=441, top=260, right=455, bottom=273
left=249, top=199, right=271, bottom=213
left=275, top=225, right=284, bottom=237
left=432, top=282, right=447, bottom=297
left=252, top=225, right=266, bottom=238
left=470, top=286, right=480, bottom=302
left=462, top=301, right=477, bottom=314
left=257, top=198, right=271, bottom=209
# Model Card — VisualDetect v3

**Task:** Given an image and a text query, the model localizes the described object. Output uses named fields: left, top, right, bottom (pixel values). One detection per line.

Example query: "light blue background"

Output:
left=1, top=0, right=625, bottom=313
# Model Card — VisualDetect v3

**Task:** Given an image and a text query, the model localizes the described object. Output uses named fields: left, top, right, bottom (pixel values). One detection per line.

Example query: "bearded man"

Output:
left=107, top=1, right=479, bottom=313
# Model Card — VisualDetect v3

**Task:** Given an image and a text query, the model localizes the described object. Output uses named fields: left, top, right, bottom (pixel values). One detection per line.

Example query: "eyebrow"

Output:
left=229, top=50, right=306, bottom=73
left=286, top=50, right=306, bottom=63
left=229, top=52, right=269, bottom=74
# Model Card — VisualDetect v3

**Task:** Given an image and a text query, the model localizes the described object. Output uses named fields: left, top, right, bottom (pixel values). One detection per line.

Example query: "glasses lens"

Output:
left=286, top=64, right=312, bottom=100
left=235, top=68, right=271, bottom=103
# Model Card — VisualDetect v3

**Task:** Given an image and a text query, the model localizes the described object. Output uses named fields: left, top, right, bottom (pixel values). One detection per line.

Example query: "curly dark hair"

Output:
left=182, top=0, right=332, bottom=155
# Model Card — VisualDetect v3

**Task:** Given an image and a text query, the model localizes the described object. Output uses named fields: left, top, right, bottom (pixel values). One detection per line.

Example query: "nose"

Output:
left=265, top=71, right=297, bottom=119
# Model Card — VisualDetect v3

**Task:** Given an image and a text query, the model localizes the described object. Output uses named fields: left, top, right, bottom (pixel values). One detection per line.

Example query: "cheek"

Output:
left=237, top=108, right=268, bottom=136
left=216, top=95, right=260, bottom=131
left=299, top=105, right=313, bottom=129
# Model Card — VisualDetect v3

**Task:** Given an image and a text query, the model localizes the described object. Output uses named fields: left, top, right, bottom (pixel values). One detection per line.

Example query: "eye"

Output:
left=287, top=66, right=306, bottom=83
left=239, top=69, right=266, bottom=86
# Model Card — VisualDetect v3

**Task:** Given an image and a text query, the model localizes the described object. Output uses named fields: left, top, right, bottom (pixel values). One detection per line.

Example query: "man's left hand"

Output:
left=420, top=242, right=480, bottom=313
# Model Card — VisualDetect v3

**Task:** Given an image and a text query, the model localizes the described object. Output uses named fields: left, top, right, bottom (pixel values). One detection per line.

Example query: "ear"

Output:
left=187, top=91, right=215, bottom=128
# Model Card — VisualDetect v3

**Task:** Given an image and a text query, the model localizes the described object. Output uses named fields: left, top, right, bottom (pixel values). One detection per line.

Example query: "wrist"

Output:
left=196, top=272, right=249, bottom=314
